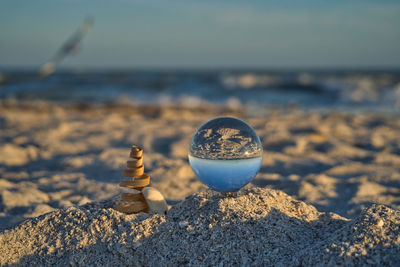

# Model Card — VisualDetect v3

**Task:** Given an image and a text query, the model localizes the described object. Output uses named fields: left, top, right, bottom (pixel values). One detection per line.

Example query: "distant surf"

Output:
left=1, top=69, right=399, bottom=113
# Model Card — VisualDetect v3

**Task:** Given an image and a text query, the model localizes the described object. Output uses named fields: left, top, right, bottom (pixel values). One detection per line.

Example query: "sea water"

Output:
left=188, top=155, right=262, bottom=192
left=1, top=70, right=399, bottom=113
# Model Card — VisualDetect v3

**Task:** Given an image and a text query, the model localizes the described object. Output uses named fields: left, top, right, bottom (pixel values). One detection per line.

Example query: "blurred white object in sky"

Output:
left=39, top=16, right=94, bottom=78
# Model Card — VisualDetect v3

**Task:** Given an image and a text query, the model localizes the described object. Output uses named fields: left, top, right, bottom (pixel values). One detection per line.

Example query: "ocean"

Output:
left=1, top=69, right=400, bottom=113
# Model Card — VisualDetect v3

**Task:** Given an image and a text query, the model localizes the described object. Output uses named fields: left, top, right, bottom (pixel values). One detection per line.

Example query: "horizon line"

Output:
left=1, top=65, right=400, bottom=72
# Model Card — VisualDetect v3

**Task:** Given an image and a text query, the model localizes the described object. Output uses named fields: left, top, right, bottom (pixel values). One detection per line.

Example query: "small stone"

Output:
left=142, top=187, right=168, bottom=214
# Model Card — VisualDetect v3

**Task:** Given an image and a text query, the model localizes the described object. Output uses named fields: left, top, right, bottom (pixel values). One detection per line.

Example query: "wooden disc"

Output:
left=119, top=174, right=150, bottom=188
left=130, top=146, right=143, bottom=158
left=114, top=201, right=148, bottom=214
left=122, top=165, right=144, bottom=177
left=127, top=157, right=143, bottom=168
left=136, top=173, right=150, bottom=180
left=121, top=193, right=146, bottom=202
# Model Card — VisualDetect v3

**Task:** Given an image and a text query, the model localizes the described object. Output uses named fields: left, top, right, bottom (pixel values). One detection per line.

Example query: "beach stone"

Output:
left=142, top=187, right=168, bottom=214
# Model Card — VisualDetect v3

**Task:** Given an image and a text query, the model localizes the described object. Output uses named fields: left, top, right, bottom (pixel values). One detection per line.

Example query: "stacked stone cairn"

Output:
left=114, top=146, right=150, bottom=214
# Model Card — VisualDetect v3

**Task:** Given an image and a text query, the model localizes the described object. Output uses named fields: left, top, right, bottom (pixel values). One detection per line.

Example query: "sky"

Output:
left=0, top=0, right=399, bottom=69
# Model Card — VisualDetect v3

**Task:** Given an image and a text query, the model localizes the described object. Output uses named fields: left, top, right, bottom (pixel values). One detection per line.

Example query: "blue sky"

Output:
left=0, top=0, right=399, bottom=69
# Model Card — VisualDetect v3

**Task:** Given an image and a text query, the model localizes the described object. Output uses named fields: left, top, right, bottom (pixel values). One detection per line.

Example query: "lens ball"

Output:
left=189, top=117, right=263, bottom=192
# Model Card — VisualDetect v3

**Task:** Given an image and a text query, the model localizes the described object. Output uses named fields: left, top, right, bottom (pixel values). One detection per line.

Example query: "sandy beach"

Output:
left=1, top=102, right=400, bottom=265
left=2, top=0, right=400, bottom=264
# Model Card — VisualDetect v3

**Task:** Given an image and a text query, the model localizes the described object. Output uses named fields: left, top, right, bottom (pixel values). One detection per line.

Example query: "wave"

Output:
left=1, top=70, right=399, bottom=112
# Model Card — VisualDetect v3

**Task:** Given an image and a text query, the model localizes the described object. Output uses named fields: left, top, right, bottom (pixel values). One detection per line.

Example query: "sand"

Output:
left=1, top=102, right=400, bottom=265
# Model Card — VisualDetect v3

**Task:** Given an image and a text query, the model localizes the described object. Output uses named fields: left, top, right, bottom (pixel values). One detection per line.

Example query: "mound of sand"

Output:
left=1, top=188, right=398, bottom=266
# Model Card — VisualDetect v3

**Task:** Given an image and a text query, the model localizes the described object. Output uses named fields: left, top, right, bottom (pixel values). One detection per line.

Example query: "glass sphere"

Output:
left=189, top=117, right=263, bottom=192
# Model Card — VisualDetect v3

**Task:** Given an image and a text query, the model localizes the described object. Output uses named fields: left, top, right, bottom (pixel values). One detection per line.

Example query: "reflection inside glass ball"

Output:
left=189, top=117, right=263, bottom=192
